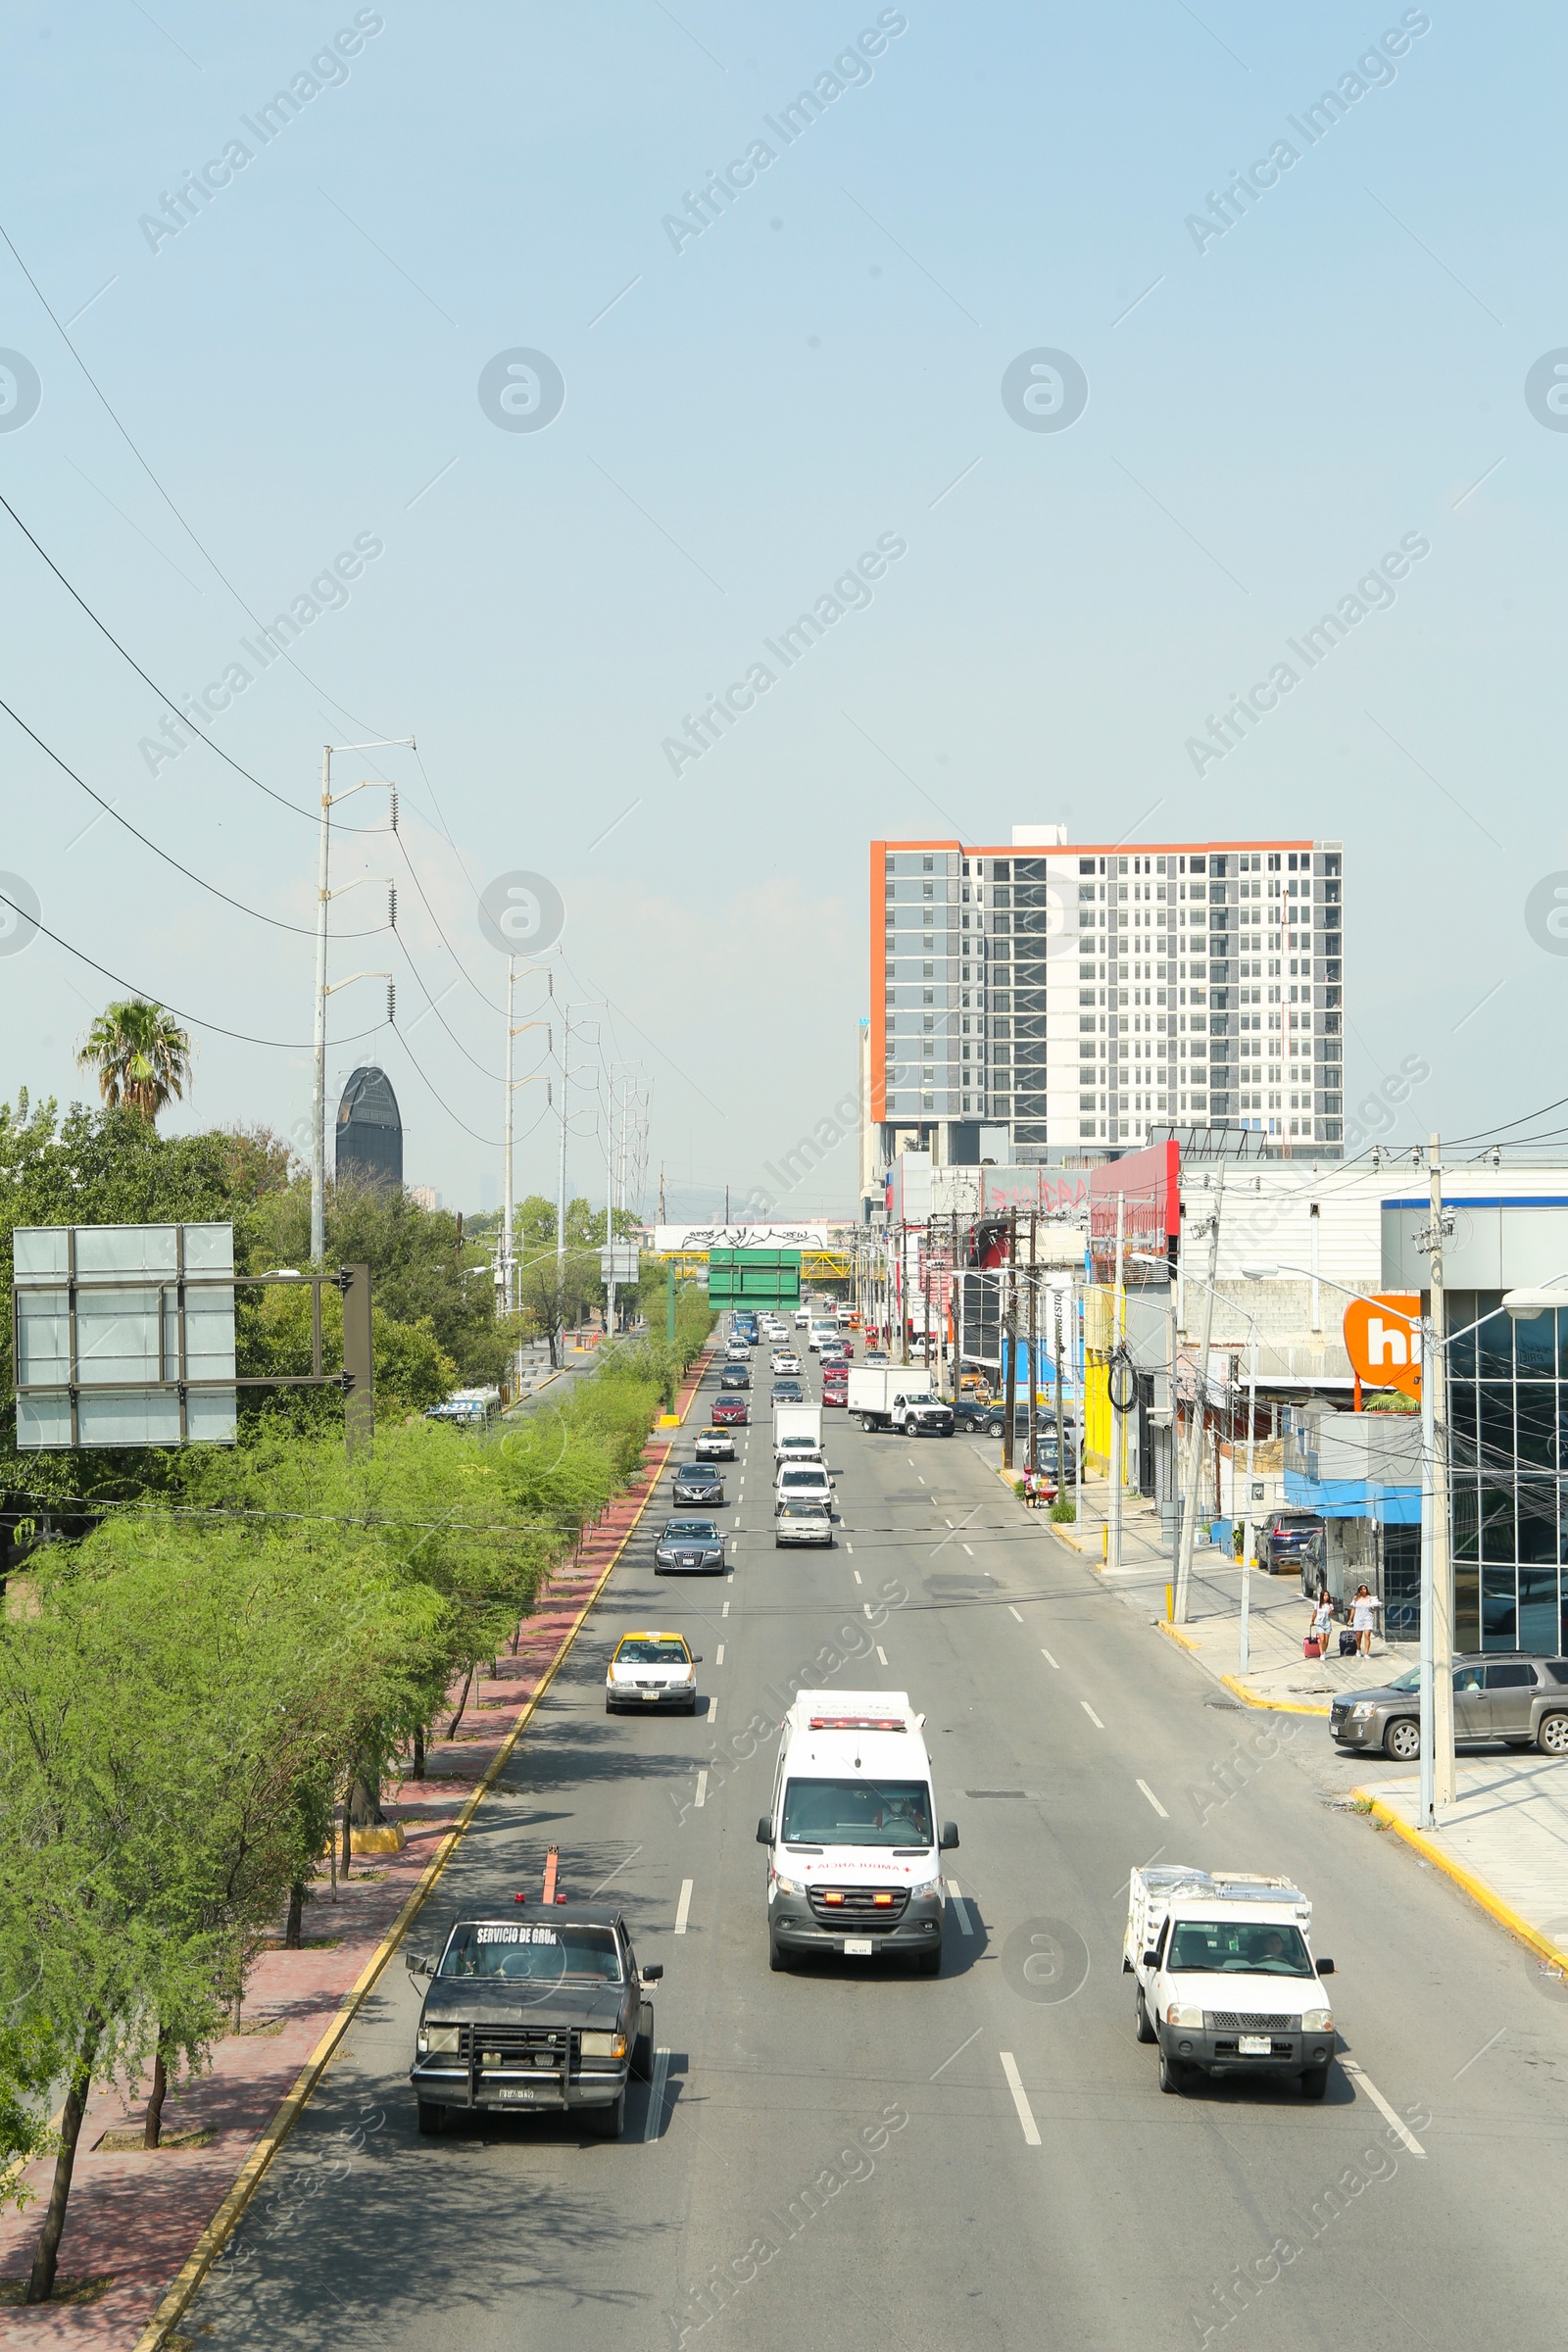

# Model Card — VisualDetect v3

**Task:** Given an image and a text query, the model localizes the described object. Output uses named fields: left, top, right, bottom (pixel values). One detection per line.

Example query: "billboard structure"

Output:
left=14, top=1223, right=237, bottom=1448
left=12, top=1225, right=374, bottom=1452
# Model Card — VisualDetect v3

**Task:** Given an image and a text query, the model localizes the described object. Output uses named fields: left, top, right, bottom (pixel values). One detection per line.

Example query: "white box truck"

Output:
left=847, top=1367, right=954, bottom=1438
left=773, top=1402, right=824, bottom=1465
left=1124, top=1865, right=1337, bottom=2097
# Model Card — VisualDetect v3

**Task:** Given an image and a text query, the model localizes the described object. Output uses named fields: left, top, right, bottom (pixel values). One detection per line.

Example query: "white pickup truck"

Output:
left=1124, top=1865, right=1337, bottom=2097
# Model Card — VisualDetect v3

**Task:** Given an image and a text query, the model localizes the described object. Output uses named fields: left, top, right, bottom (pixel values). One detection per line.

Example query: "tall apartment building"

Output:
left=870, top=825, right=1345, bottom=1167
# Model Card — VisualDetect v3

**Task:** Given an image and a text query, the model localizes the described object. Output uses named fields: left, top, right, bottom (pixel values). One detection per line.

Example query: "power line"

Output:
left=0, top=689, right=391, bottom=940
left=0, top=487, right=393, bottom=833
left=0, top=222, right=394, bottom=752
left=0, top=884, right=378, bottom=1052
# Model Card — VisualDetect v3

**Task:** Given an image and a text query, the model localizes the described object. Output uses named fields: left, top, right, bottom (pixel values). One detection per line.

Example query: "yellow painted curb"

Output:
left=1220, top=1673, right=1331, bottom=1718
left=1157, top=1621, right=1201, bottom=1654
left=130, top=1439, right=675, bottom=2352
left=1353, top=1789, right=1568, bottom=1978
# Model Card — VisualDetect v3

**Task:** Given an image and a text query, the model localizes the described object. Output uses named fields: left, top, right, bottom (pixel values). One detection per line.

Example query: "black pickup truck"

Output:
left=407, top=1905, right=661, bottom=2139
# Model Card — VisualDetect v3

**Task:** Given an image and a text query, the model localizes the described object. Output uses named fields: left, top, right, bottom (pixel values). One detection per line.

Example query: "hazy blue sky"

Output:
left=1, top=1, right=1561, bottom=1216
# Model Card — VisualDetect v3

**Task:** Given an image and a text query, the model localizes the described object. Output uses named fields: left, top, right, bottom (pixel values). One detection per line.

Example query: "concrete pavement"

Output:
left=164, top=1347, right=1568, bottom=2352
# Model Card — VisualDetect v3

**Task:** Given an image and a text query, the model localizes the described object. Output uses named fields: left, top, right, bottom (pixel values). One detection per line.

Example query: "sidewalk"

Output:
left=0, top=1342, right=717, bottom=2349
left=1358, top=1763, right=1568, bottom=1978
left=1043, top=1470, right=1568, bottom=1985
left=1048, top=1472, right=1399, bottom=1714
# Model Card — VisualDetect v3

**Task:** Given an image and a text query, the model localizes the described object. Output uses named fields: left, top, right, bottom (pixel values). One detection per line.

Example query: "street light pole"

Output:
left=1175, top=1164, right=1224, bottom=1623
left=1108, top=1192, right=1124, bottom=1574
left=1427, top=1132, right=1457, bottom=1818
left=311, top=742, right=405, bottom=1264
left=1240, top=1322, right=1258, bottom=1675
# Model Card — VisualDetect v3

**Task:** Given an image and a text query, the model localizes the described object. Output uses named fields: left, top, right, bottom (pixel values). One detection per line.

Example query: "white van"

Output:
left=774, top=1464, right=833, bottom=1513
left=758, top=1692, right=957, bottom=1973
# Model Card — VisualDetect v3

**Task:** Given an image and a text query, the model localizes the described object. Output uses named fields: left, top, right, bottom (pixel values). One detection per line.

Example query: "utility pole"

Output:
left=1423, top=1132, right=1456, bottom=1821
left=1174, top=1166, right=1223, bottom=1623
left=556, top=1008, right=570, bottom=1271
left=311, top=742, right=404, bottom=1264
left=604, top=1067, right=617, bottom=1341
left=1053, top=1286, right=1065, bottom=1492
left=1240, top=1320, right=1258, bottom=1674
left=1026, top=1210, right=1038, bottom=1479
left=1108, top=1193, right=1125, bottom=1575
left=1003, top=1207, right=1019, bottom=1471
left=951, top=1207, right=960, bottom=1401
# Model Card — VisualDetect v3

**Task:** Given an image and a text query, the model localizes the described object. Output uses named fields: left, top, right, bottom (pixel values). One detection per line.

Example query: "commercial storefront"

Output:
left=1384, top=1196, right=1568, bottom=1656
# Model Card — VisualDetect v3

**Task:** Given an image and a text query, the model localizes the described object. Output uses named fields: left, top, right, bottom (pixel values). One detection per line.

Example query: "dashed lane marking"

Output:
left=1000, top=2052, right=1041, bottom=2146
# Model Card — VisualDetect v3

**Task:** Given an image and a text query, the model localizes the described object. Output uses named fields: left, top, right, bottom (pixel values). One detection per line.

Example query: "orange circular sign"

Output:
left=1343, top=1293, right=1422, bottom=1399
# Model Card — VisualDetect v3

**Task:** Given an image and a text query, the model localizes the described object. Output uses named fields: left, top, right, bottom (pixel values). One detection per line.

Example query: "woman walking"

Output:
left=1349, top=1583, right=1382, bottom=1658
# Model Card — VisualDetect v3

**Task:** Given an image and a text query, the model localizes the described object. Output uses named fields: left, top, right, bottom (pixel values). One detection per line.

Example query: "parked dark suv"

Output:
left=1330, top=1654, right=1568, bottom=1760
left=1255, top=1510, right=1326, bottom=1585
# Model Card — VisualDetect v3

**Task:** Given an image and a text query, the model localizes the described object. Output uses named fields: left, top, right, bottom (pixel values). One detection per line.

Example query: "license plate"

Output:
left=1238, top=2034, right=1272, bottom=2056
left=496, top=2086, right=543, bottom=2100
left=844, top=1937, right=874, bottom=1956
left=642, top=1692, right=659, bottom=1702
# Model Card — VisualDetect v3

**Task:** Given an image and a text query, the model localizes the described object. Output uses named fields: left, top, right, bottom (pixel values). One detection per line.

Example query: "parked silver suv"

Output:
left=1330, top=1653, right=1568, bottom=1760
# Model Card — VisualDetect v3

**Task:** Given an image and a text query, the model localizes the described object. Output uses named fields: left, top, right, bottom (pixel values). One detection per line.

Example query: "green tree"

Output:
left=75, top=1001, right=192, bottom=1124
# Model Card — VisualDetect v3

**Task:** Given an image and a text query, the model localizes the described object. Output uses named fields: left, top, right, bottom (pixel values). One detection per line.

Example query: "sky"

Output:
left=1, top=1, right=1563, bottom=1220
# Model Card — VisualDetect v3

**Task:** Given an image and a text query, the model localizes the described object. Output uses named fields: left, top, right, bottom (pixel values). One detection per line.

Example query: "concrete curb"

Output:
left=128, top=1348, right=716, bottom=2352
left=1353, top=1789, right=1568, bottom=1979
left=1157, top=1621, right=1200, bottom=1654
left=1219, top=1672, right=1332, bottom=1719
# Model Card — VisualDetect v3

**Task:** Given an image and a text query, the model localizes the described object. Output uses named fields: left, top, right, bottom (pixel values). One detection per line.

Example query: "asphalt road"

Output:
left=187, top=1336, right=1568, bottom=2351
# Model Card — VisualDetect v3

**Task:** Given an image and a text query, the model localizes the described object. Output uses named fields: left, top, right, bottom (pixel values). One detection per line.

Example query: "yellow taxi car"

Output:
left=605, top=1630, right=699, bottom=1716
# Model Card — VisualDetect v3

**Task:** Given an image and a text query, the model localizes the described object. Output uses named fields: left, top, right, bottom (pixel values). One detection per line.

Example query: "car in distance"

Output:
left=407, top=1908, right=661, bottom=2139
left=719, top=1362, right=752, bottom=1391
left=606, top=1630, right=699, bottom=1713
left=771, top=1349, right=802, bottom=1375
left=672, top=1460, right=725, bottom=1506
left=694, top=1426, right=736, bottom=1461
left=710, top=1396, right=748, bottom=1427
left=775, top=1498, right=835, bottom=1548
left=771, top=1380, right=806, bottom=1405
left=821, top=1380, right=849, bottom=1408
left=1330, top=1653, right=1568, bottom=1759
left=654, top=1517, right=726, bottom=1575
left=862, top=1348, right=889, bottom=1365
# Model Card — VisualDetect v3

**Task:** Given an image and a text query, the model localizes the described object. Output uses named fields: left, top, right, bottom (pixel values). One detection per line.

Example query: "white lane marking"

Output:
left=945, top=1517, right=954, bottom=1528
left=863, top=1602, right=873, bottom=1619
left=917, top=1475, right=926, bottom=1485
left=1041, top=1647, right=1058, bottom=1668
left=853, top=1569, right=862, bottom=1586
left=644, top=2045, right=671, bottom=2139
left=715, top=1643, right=725, bottom=1666
left=674, top=1880, right=693, bottom=1936
left=876, top=1644, right=888, bottom=1665
left=1000, top=2052, right=1041, bottom=2146
left=721, top=1601, right=729, bottom=1618
left=707, top=1697, right=718, bottom=1724
left=948, top=1880, right=974, bottom=1936
left=1007, top=1604, right=1023, bottom=1623
left=695, top=1770, right=708, bottom=1809
left=1081, top=1701, right=1104, bottom=1730
left=962, top=1544, right=974, bottom=1557
left=845, top=1542, right=854, bottom=1554
left=907, top=1456, right=916, bottom=1467
left=1137, top=1778, right=1168, bottom=1819
left=1340, top=2058, right=1425, bottom=2154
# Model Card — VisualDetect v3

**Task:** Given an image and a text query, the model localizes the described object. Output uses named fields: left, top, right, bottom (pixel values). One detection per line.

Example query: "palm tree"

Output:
left=77, top=999, right=192, bottom=1123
